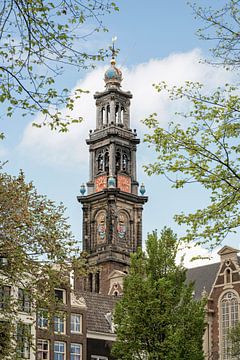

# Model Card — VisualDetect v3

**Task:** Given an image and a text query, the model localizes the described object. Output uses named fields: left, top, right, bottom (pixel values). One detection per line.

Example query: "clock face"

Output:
left=95, top=175, right=107, bottom=192
left=117, top=175, right=131, bottom=193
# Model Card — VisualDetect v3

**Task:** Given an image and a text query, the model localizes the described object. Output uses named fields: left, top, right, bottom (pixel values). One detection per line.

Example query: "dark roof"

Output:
left=82, top=292, right=119, bottom=334
left=186, top=262, right=220, bottom=299
left=80, top=262, right=221, bottom=334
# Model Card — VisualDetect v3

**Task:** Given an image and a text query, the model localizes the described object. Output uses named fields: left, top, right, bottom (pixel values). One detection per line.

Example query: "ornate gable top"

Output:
left=217, top=245, right=239, bottom=256
left=218, top=245, right=239, bottom=263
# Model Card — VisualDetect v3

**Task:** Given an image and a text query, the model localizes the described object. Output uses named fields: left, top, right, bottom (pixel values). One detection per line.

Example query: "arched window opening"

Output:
left=88, top=273, right=93, bottom=292
left=121, top=106, right=124, bottom=125
left=104, top=152, right=109, bottom=174
left=97, top=153, right=104, bottom=173
left=221, top=292, right=239, bottom=359
left=115, top=104, right=119, bottom=123
left=115, top=103, right=123, bottom=125
left=122, top=153, right=128, bottom=172
left=102, top=107, right=106, bottom=126
left=116, top=151, right=121, bottom=173
left=83, top=277, right=87, bottom=291
left=95, top=272, right=100, bottom=293
left=225, top=268, right=232, bottom=284
left=106, top=104, right=110, bottom=125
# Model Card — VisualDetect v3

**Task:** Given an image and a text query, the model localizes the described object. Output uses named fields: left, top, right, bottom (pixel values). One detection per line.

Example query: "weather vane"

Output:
left=110, top=36, right=117, bottom=59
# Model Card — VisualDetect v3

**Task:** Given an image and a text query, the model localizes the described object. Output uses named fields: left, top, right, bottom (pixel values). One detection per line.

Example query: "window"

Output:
left=224, top=268, right=232, bottom=284
left=0, top=286, right=11, bottom=309
left=54, top=289, right=66, bottom=304
left=0, top=256, right=8, bottom=267
left=17, top=323, right=31, bottom=359
left=91, top=356, right=108, bottom=360
left=221, top=292, right=239, bottom=359
left=95, top=272, right=100, bottom=293
left=71, top=314, right=82, bottom=334
left=70, top=343, right=82, bottom=360
left=37, top=309, right=48, bottom=329
left=18, top=288, right=31, bottom=313
left=54, top=314, right=65, bottom=334
left=88, top=273, right=93, bottom=292
left=0, top=321, right=11, bottom=349
left=37, top=339, right=49, bottom=360
left=54, top=341, right=65, bottom=360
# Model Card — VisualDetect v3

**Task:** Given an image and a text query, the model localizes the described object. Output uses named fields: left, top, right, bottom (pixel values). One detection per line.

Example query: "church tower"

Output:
left=77, top=53, right=147, bottom=295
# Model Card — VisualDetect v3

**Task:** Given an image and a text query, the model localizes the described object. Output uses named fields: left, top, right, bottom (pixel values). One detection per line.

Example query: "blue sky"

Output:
left=1, top=1, right=238, bottom=266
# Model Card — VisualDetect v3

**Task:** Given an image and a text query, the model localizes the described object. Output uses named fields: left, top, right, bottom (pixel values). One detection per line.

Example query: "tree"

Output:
left=112, top=228, right=206, bottom=360
left=191, top=0, right=240, bottom=67
left=0, top=0, right=119, bottom=132
left=143, top=0, right=240, bottom=247
left=227, top=322, right=240, bottom=358
left=0, top=170, right=86, bottom=358
left=143, top=82, right=240, bottom=247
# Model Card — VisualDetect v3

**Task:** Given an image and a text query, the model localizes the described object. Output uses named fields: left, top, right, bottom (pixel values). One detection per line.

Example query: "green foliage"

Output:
left=0, top=322, right=11, bottom=358
left=0, top=0, right=119, bottom=131
left=191, top=0, right=240, bottom=67
left=143, top=81, right=240, bottom=246
left=228, top=322, right=240, bottom=357
left=112, top=228, right=206, bottom=360
left=0, top=170, right=87, bottom=358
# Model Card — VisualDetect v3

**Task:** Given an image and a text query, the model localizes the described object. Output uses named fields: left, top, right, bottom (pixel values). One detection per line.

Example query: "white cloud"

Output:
left=19, top=48, right=234, bottom=168
left=176, top=242, right=220, bottom=268
left=17, top=48, right=236, bottom=262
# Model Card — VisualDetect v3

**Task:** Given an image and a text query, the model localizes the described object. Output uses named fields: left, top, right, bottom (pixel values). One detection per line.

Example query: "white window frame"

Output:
left=54, top=314, right=66, bottom=334
left=54, top=288, right=66, bottom=304
left=18, top=288, right=31, bottom=313
left=37, top=309, right=48, bottom=329
left=0, top=285, right=11, bottom=309
left=54, top=341, right=66, bottom=360
left=17, top=323, right=31, bottom=359
left=91, top=356, right=108, bottom=360
left=71, top=314, right=82, bottom=334
left=37, top=339, right=49, bottom=360
left=70, top=343, right=82, bottom=360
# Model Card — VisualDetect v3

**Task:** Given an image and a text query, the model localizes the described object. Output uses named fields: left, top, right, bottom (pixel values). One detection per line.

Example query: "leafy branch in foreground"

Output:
left=0, top=0, right=119, bottom=131
left=191, top=0, right=240, bottom=68
left=143, top=81, right=240, bottom=247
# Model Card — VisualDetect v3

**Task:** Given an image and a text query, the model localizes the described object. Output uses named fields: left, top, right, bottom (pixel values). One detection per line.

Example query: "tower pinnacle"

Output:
left=104, top=37, right=122, bottom=88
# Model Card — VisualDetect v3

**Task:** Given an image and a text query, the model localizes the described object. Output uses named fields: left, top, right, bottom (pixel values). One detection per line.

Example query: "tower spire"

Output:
left=77, top=53, right=147, bottom=295
left=110, top=36, right=117, bottom=64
